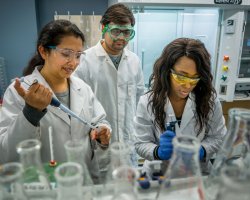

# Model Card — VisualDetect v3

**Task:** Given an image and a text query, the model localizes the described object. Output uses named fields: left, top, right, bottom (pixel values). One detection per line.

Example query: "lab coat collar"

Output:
left=166, top=94, right=195, bottom=135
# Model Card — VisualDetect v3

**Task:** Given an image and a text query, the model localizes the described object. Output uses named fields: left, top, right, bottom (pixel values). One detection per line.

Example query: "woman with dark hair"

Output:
left=134, top=38, right=227, bottom=177
left=0, top=19, right=111, bottom=183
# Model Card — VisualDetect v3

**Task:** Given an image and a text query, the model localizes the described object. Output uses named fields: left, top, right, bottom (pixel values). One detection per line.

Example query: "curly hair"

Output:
left=147, top=38, right=216, bottom=134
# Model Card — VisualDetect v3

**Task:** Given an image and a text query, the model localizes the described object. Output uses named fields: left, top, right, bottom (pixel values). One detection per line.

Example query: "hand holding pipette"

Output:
left=14, top=78, right=97, bottom=129
left=14, top=78, right=52, bottom=112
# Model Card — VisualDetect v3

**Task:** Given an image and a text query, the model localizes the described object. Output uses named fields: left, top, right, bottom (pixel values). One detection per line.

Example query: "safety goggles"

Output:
left=103, top=24, right=135, bottom=42
left=170, top=69, right=200, bottom=86
left=47, top=46, right=84, bottom=61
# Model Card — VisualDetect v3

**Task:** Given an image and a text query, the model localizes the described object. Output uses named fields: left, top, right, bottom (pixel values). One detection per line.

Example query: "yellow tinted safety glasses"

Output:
left=170, top=69, right=200, bottom=86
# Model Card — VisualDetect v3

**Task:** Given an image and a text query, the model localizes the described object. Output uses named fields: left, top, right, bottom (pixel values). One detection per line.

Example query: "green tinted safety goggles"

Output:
left=103, top=24, right=135, bottom=41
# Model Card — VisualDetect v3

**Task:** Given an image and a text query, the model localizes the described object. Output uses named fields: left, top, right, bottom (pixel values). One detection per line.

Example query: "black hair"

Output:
left=100, top=3, right=135, bottom=26
left=23, top=19, right=85, bottom=75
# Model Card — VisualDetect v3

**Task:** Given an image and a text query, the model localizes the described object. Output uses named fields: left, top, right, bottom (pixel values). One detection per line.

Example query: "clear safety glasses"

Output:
left=170, top=69, right=200, bottom=86
left=47, top=46, right=84, bottom=62
left=103, top=24, right=135, bottom=42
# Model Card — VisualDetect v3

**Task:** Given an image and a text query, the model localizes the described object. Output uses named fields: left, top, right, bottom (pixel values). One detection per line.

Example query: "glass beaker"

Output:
left=156, top=135, right=205, bottom=200
left=111, top=165, right=139, bottom=200
left=16, top=139, right=50, bottom=190
left=54, top=162, right=83, bottom=200
left=0, top=162, right=27, bottom=200
left=215, top=166, right=250, bottom=200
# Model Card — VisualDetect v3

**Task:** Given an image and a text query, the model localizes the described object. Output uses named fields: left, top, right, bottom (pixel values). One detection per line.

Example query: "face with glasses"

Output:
left=102, top=22, right=133, bottom=54
left=39, top=35, right=84, bottom=79
left=169, top=56, right=200, bottom=100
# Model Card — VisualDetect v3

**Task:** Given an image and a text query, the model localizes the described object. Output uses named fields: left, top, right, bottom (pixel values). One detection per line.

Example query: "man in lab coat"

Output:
left=74, top=3, right=144, bottom=180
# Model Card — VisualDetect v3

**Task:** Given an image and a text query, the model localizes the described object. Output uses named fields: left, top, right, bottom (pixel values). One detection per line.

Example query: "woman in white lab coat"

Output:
left=0, top=20, right=111, bottom=183
left=134, top=38, right=227, bottom=177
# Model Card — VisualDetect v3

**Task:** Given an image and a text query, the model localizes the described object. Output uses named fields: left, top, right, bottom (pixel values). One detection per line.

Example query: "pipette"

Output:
left=19, top=78, right=97, bottom=129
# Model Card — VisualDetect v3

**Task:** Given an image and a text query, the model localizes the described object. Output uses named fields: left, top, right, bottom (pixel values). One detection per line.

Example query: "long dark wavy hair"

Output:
left=147, top=38, right=216, bottom=134
left=23, top=19, right=85, bottom=75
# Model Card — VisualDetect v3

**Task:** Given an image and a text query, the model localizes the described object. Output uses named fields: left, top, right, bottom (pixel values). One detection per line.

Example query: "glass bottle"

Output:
left=64, top=139, right=93, bottom=199
left=105, top=141, right=133, bottom=183
left=54, top=162, right=83, bottom=200
left=98, top=142, right=133, bottom=199
left=215, top=166, right=250, bottom=200
left=156, top=135, right=205, bottom=200
left=205, top=108, right=250, bottom=200
left=16, top=139, right=51, bottom=191
left=111, top=165, right=139, bottom=200
left=0, top=162, right=27, bottom=200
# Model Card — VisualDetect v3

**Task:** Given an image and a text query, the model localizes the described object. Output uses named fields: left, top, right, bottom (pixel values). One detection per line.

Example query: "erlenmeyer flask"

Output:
left=0, top=162, right=27, bottom=200
left=54, top=162, right=83, bottom=200
left=16, top=139, right=50, bottom=190
left=215, top=166, right=250, bottom=200
left=205, top=108, right=250, bottom=200
left=111, top=165, right=139, bottom=200
left=156, top=135, right=205, bottom=200
left=240, top=111, right=250, bottom=170
left=64, top=139, right=93, bottom=199
left=209, top=108, right=250, bottom=176
left=105, top=141, right=133, bottom=184
left=64, top=139, right=93, bottom=185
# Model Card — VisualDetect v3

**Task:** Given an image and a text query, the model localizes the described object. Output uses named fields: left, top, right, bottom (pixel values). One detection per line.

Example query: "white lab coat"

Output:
left=74, top=41, right=144, bottom=172
left=134, top=93, right=227, bottom=177
left=0, top=67, right=110, bottom=183
left=75, top=41, right=144, bottom=143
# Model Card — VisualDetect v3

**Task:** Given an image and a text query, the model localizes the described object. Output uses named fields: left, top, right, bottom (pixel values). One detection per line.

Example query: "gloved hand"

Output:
left=156, top=130, right=176, bottom=160
left=199, top=146, right=205, bottom=161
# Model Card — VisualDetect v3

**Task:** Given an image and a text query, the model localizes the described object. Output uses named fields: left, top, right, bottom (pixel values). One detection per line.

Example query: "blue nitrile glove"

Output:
left=199, top=146, right=205, bottom=161
left=156, top=130, right=176, bottom=160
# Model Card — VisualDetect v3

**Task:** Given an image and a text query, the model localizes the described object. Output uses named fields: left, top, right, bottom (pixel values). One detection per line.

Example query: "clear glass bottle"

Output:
left=156, top=135, right=205, bottom=200
left=54, top=162, right=83, bottom=200
left=111, top=165, right=139, bottom=200
left=205, top=108, right=250, bottom=200
left=0, top=162, right=27, bottom=200
left=215, top=166, right=250, bottom=200
left=105, top=142, right=133, bottom=183
left=16, top=139, right=51, bottom=191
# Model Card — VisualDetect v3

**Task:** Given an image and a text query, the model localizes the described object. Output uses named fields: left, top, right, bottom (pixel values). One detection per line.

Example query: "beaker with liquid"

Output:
left=156, top=135, right=205, bottom=200
left=16, top=139, right=51, bottom=195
